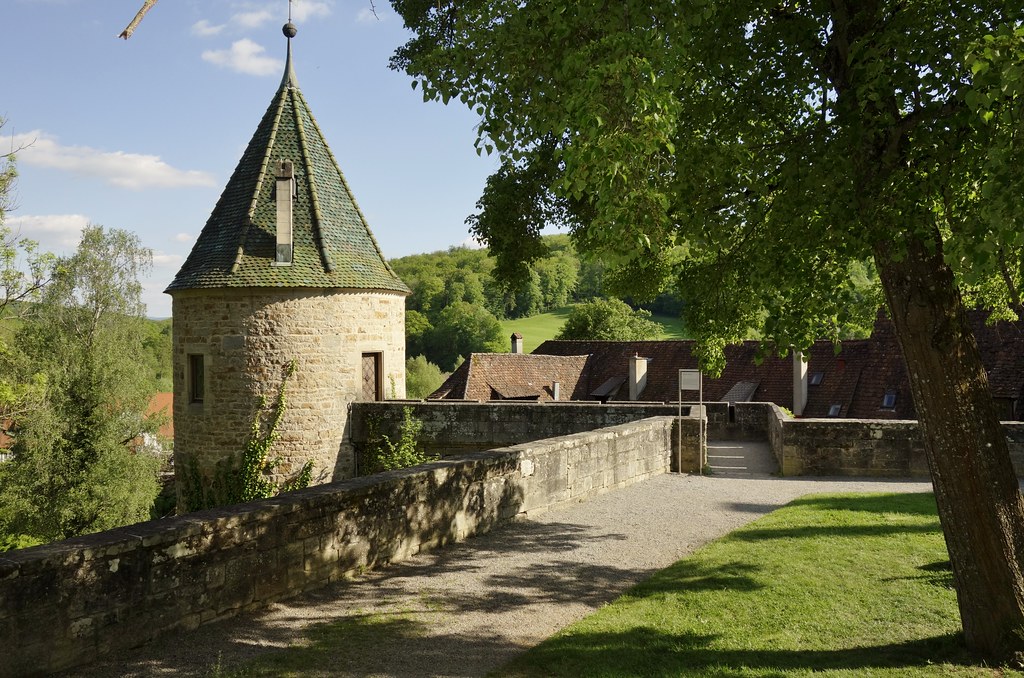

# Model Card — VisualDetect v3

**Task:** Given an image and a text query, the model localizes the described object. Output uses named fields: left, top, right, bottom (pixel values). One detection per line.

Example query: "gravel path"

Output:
left=71, top=471, right=932, bottom=678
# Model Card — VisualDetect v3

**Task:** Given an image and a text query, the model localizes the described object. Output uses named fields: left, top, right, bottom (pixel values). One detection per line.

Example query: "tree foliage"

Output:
left=0, top=226, right=161, bottom=542
left=392, top=1, right=1024, bottom=660
left=556, top=298, right=660, bottom=342
left=391, top=240, right=597, bottom=368
left=393, top=1, right=1019, bottom=361
left=426, top=300, right=505, bottom=371
left=142, top=318, right=173, bottom=392
left=405, top=354, right=449, bottom=399
left=0, top=131, right=56, bottom=425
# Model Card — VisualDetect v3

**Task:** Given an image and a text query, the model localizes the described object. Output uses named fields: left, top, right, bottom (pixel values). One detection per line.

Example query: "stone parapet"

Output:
left=0, top=417, right=676, bottom=676
left=772, top=410, right=1024, bottom=478
left=351, top=401, right=703, bottom=471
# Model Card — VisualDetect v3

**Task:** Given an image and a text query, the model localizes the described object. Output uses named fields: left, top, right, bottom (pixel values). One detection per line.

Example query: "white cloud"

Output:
left=174, top=232, right=193, bottom=243
left=5, top=214, right=89, bottom=252
left=227, top=2, right=331, bottom=29
left=291, top=0, right=332, bottom=22
left=459, top=235, right=486, bottom=250
left=142, top=280, right=172, bottom=319
left=202, top=39, right=282, bottom=76
left=10, top=131, right=216, bottom=191
left=191, top=19, right=225, bottom=37
left=233, top=9, right=275, bottom=29
left=152, top=252, right=183, bottom=267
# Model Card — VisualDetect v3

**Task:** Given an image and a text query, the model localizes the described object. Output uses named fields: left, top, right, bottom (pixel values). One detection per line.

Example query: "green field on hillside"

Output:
left=500, top=307, right=688, bottom=353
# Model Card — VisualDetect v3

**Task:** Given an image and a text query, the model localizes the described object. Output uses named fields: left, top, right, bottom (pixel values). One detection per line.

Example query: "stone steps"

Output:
left=705, top=440, right=779, bottom=477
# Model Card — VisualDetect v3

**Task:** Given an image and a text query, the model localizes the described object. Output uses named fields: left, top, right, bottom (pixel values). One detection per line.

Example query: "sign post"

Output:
left=678, top=369, right=704, bottom=474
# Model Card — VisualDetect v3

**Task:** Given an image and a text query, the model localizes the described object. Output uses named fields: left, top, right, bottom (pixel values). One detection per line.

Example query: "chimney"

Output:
left=629, top=354, right=648, bottom=401
left=511, top=332, right=524, bottom=354
left=792, top=349, right=808, bottom=416
left=552, top=381, right=561, bottom=401
left=275, top=160, right=295, bottom=265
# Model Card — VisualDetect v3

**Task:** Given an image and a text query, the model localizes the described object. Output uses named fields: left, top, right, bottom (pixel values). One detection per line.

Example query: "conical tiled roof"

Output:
left=166, top=36, right=409, bottom=294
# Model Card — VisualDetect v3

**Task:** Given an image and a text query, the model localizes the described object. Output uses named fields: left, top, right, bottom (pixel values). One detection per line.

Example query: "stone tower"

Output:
left=166, top=23, right=409, bottom=493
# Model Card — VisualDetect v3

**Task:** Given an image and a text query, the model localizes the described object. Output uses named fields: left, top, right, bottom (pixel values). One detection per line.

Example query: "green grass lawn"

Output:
left=494, top=492, right=1016, bottom=678
left=501, top=307, right=575, bottom=353
left=653, top=313, right=688, bottom=339
left=501, top=307, right=688, bottom=352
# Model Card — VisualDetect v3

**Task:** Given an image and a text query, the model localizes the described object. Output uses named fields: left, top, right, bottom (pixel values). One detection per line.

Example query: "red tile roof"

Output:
left=432, top=354, right=590, bottom=401
left=434, top=310, right=1024, bottom=420
left=147, top=392, right=174, bottom=439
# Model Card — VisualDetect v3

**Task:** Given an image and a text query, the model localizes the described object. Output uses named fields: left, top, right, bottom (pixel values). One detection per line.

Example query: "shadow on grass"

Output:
left=498, top=627, right=974, bottom=677
left=882, top=559, right=955, bottom=590
left=729, top=493, right=942, bottom=542
left=628, top=559, right=764, bottom=598
left=787, top=492, right=938, bottom=515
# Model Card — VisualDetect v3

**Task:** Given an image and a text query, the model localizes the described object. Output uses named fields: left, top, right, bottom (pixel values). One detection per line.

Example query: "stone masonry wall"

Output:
left=171, top=287, right=406, bottom=494
left=778, top=417, right=930, bottom=477
left=773, top=412, right=1024, bottom=477
left=0, top=417, right=675, bottom=676
left=354, top=401, right=1023, bottom=479
left=351, top=401, right=703, bottom=472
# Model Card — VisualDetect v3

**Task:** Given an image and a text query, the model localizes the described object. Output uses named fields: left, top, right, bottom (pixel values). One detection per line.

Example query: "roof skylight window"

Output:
left=827, top=404, right=842, bottom=417
left=809, top=372, right=824, bottom=386
left=882, top=391, right=897, bottom=409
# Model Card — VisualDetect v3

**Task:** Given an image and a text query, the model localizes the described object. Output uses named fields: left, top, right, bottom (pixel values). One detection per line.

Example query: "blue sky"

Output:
left=4, top=0, right=499, bottom=317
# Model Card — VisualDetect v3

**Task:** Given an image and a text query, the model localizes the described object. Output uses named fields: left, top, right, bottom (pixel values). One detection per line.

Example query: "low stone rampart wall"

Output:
left=351, top=401, right=701, bottom=470
left=352, top=400, right=1024, bottom=479
left=770, top=409, right=1024, bottom=478
left=0, top=417, right=676, bottom=677
left=777, top=417, right=929, bottom=477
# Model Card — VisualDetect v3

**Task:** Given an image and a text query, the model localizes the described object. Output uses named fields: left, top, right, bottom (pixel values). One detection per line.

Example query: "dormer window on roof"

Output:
left=275, top=160, right=296, bottom=265
left=882, top=390, right=897, bottom=409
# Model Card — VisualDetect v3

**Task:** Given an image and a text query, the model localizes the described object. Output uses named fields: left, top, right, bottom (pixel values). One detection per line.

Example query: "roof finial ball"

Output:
left=283, top=22, right=298, bottom=39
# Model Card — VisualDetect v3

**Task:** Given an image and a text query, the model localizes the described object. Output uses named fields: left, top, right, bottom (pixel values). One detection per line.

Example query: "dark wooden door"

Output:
left=361, top=353, right=381, bottom=401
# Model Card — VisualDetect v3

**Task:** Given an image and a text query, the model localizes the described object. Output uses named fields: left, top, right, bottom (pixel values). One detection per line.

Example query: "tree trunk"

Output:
left=874, top=229, right=1024, bottom=663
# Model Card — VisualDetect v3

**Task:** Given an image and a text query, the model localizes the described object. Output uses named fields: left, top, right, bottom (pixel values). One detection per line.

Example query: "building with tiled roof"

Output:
left=433, top=312, right=1024, bottom=422
left=431, top=353, right=591, bottom=402
left=167, top=22, right=409, bottom=490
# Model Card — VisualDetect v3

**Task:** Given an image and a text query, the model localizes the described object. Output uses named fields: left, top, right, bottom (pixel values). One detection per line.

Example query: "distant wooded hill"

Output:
left=388, top=235, right=685, bottom=373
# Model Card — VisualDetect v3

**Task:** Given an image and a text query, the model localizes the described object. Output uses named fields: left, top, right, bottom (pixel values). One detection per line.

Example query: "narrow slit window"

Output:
left=882, top=390, right=897, bottom=409
left=275, top=160, right=295, bottom=265
left=827, top=404, right=842, bottom=417
left=189, top=354, right=205, bottom=404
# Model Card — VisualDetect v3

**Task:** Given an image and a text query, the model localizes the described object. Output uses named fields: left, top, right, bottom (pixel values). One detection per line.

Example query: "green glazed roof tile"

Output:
left=166, top=46, right=409, bottom=294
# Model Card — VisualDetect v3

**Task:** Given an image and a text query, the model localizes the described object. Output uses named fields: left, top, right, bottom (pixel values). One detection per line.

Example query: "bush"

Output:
left=0, top=532, right=43, bottom=553
left=361, top=407, right=436, bottom=475
left=406, top=355, right=449, bottom=399
left=556, top=298, right=661, bottom=341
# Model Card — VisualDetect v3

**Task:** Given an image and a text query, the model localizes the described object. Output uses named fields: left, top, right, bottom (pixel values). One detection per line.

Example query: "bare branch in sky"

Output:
left=119, top=0, right=159, bottom=40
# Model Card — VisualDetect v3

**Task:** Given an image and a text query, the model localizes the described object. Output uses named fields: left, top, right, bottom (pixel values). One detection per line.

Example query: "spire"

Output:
left=281, top=21, right=298, bottom=89
left=165, top=14, right=409, bottom=296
